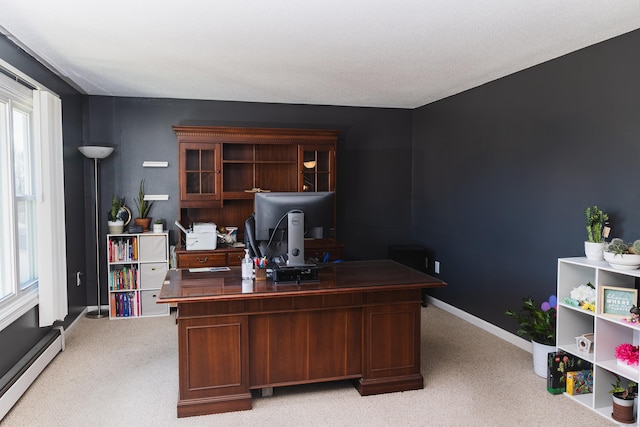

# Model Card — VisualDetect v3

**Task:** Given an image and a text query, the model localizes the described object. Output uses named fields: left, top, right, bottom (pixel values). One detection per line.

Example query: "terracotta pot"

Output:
left=134, top=217, right=151, bottom=231
left=612, top=394, right=635, bottom=424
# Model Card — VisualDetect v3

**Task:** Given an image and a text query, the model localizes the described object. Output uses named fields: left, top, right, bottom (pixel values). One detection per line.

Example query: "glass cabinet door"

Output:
left=179, top=142, right=221, bottom=204
left=299, top=145, right=335, bottom=192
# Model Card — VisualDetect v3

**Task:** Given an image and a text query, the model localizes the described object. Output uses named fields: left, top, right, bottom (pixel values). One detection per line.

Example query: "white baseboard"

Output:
left=0, top=335, right=62, bottom=420
left=0, top=307, right=87, bottom=421
left=426, top=296, right=532, bottom=353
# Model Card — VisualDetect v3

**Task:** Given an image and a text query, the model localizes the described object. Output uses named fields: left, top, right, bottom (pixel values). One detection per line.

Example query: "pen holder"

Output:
left=255, top=267, right=267, bottom=281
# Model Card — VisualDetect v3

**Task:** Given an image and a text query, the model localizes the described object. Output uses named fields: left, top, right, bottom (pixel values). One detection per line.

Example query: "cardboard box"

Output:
left=547, top=351, right=592, bottom=395
left=566, top=370, right=593, bottom=395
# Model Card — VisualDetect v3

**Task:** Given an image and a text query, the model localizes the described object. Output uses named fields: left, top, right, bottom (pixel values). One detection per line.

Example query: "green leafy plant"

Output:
left=505, top=296, right=556, bottom=345
left=610, top=374, right=637, bottom=400
left=107, top=195, right=125, bottom=222
left=154, top=219, right=163, bottom=224
left=134, top=179, right=154, bottom=219
left=585, top=205, right=608, bottom=243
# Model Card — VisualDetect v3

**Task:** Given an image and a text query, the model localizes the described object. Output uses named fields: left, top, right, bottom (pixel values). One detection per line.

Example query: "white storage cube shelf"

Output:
left=557, top=257, right=640, bottom=425
left=107, top=232, right=169, bottom=319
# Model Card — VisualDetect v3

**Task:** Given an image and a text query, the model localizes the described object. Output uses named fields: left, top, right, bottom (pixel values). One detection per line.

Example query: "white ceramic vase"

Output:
left=531, top=340, right=556, bottom=378
left=584, top=241, right=605, bottom=260
left=153, top=223, right=163, bottom=233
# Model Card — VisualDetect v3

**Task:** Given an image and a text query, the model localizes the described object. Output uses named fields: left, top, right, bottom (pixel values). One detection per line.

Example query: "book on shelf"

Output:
left=109, top=265, right=139, bottom=290
left=112, top=291, right=139, bottom=317
left=108, top=236, right=138, bottom=262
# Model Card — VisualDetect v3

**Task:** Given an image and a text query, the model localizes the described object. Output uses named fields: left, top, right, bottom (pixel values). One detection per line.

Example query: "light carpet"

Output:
left=2, top=305, right=614, bottom=426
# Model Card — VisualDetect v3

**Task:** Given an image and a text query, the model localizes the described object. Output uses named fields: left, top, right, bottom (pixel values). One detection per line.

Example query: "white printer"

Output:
left=176, top=221, right=217, bottom=250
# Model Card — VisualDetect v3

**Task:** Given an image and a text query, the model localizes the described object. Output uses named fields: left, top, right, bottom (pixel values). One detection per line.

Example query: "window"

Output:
left=0, top=63, right=66, bottom=330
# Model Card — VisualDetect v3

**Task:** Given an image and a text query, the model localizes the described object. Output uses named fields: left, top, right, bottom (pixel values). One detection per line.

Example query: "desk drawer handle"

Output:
left=196, top=257, right=209, bottom=263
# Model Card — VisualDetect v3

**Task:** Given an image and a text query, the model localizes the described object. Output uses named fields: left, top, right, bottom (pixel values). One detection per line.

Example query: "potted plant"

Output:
left=153, top=219, right=164, bottom=233
left=584, top=205, right=609, bottom=260
left=604, top=238, right=640, bottom=270
left=505, top=295, right=557, bottom=377
left=134, top=179, right=154, bottom=231
left=107, top=195, right=125, bottom=234
left=610, top=374, right=637, bottom=423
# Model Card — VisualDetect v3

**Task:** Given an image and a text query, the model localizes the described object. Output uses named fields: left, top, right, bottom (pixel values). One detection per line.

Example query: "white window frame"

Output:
left=0, top=60, right=67, bottom=331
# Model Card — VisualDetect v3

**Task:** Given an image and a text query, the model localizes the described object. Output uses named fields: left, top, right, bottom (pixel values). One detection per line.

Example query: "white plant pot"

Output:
left=604, top=251, right=640, bottom=271
left=531, top=340, right=556, bottom=378
left=108, top=220, right=124, bottom=234
left=153, top=223, right=163, bottom=233
left=584, top=241, right=605, bottom=260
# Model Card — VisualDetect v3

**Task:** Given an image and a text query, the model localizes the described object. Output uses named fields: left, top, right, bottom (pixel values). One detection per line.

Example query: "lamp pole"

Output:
left=78, top=146, right=114, bottom=318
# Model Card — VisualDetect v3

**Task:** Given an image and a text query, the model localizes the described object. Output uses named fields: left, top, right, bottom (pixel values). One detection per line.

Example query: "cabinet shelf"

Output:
left=557, top=257, right=640, bottom=426
left=173, top=125, right=341, bottom=268
left=223, top=160, right=296, bottom=164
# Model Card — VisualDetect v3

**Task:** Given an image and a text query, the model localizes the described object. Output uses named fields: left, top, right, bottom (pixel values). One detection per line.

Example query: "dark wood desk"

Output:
left=158, top=260, right=446, bottom=418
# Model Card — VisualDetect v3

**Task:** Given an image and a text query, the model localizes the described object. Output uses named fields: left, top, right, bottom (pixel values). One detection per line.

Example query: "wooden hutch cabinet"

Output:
left=173, top=125, right=343, bottom=268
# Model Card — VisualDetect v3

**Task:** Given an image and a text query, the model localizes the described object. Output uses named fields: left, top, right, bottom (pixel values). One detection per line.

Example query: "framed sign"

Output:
left=600, top=285, right=638, bottom=318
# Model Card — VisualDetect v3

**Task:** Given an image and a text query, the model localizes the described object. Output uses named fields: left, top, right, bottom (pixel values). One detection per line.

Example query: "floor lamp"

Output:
left=78, top=145, right=115, bottom=319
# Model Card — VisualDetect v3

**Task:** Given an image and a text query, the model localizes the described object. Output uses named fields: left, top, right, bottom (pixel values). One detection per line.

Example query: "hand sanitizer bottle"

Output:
left=242, top=249, right=253, bottom=279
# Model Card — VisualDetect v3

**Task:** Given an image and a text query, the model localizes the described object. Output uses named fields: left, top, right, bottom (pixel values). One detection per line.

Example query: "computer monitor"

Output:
left=253, top=191, right=334, bottom=266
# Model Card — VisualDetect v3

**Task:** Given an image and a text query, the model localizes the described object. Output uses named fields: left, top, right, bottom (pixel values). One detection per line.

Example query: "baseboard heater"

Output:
left=0, top=327, right=63, bottom=420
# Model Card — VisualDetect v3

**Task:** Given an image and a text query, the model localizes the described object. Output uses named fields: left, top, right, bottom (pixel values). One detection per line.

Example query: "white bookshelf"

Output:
left=107, top=232, right=169, bottom=318
left=557, top=257, right=640, bottom=425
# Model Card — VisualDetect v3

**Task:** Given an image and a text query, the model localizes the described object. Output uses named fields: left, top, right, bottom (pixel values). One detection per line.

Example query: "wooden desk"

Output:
left=158, top=260, right=446, bottom=417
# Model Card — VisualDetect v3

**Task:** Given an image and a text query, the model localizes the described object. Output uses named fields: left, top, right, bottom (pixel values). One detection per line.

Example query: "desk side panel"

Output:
left=177, top=315, right=251, bottom=416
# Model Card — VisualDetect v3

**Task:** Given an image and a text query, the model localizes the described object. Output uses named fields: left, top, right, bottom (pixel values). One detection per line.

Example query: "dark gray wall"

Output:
left=412, top=29, right=640, bottom=334
left=85, top=97, right=414, bottom=304
left=0, top=35, right=85, bottom=379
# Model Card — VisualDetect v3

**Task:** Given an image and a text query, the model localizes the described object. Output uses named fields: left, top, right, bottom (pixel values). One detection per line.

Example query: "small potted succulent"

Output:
left=584, top=205, right=609, bottom=260
left=153, top=219, right=164, bottom=233
left=609, top=374, right=637, bottom=424
left=107, top=195, right=125, bottom=234
left=604, top=238, right=640, bottom=270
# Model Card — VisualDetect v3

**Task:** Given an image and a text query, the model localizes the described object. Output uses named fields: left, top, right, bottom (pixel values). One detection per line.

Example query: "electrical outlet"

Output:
left=76, top=271, right=82, bottom=286
left=434, top=261, right=440, bottom=274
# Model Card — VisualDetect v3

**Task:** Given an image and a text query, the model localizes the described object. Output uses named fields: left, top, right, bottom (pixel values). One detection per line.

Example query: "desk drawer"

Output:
left=178, top=252, right=227, bottom=268
left=227, top=250, right=244, bottom=266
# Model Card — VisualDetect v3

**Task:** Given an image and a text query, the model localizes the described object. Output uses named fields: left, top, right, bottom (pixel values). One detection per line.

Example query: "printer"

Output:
left=176, top=221, right=217, bottom=250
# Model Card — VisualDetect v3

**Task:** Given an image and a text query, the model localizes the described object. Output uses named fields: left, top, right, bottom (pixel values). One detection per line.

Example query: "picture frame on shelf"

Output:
left=599, top=285, right=638, bottom=318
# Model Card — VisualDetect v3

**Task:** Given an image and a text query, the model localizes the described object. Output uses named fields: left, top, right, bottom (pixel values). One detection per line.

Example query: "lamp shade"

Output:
left=78, top=145, right=114, bottom=159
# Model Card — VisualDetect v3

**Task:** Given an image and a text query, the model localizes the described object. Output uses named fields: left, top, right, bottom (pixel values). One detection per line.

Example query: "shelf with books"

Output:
left=107, top=232, right=169, bottom=319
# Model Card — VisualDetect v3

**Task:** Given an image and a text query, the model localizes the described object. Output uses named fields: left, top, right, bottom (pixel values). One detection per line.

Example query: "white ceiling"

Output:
left=1, top=1, right=639, bottom=109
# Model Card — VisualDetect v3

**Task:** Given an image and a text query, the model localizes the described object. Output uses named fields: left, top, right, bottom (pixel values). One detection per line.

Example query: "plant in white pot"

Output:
left=505, top=295, right=557, bottom=377
left=107, top=195, right=125, bottom=234
left=584, top=205, right=609, bottom=260
left=604, top=239, right=640, bottom=270
left=609, top=374, right=637, bottom=424
left=153, top=219, right=164, bottom=233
